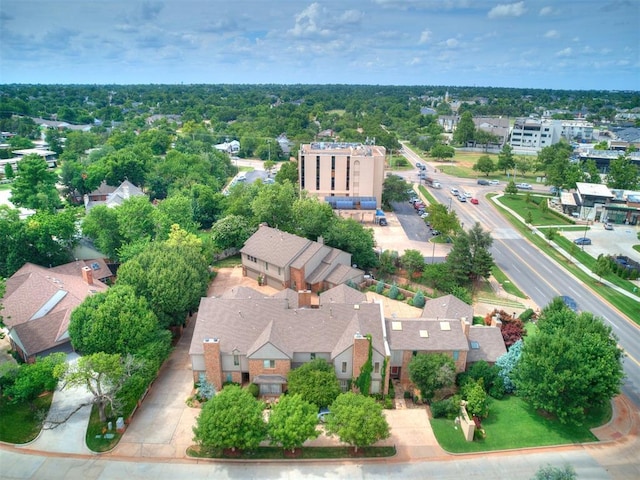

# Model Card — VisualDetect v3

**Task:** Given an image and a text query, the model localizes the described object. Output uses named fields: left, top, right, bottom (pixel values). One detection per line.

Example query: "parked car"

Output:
left=604, top=223, right=613, bottom=230
left=574, top=237, right=592, bottom=245
left=317, top=407, right=331, bottom=423
left=457, top=195, right=467, bottom=202
left=477, top=179, right=489, bottom=185
left=417, top=209, right=425, bottom=215
left=470, top=198, right=479, bottom=205
left=420, top=212, right=429, bottom=219
left=430, top=229, right=441, bottom=236
left=561, top=295, right=578, bottom=312
left=488, top=180, right=500, bottom=185
left=414, top=202, right=425, bottom=210
left=378, top=218, right=388, bottom=226
left=464, top=192, right=472, bottom=198
left=516, top=183, right=533, bottom=190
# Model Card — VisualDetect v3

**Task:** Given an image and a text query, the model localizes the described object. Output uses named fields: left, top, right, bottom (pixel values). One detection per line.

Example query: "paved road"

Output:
left=400, top=143, right=640, bottom=408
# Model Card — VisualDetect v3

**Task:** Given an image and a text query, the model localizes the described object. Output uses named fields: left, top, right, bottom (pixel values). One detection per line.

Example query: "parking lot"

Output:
left=559, top=222, right=640, bottom=261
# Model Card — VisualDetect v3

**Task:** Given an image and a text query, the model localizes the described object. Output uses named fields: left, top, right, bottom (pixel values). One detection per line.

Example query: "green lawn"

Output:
left=497, top=194, right=573, bottom=226
left=85, top=404, right=123, bottom=452
left=0, top=393, right=53, bottom=444
left=491, top=266, right=527, bottom=299
left=431, top=395, right=608, bottom=453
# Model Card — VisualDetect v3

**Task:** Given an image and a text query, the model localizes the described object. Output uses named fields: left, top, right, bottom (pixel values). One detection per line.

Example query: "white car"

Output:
left=450, top=188, right=459, bottom=196
left=464, top=192, right=472, bottom=198
left=516, top=183, right=533, bottom=190
left=488, top=180, right=500, bottom=185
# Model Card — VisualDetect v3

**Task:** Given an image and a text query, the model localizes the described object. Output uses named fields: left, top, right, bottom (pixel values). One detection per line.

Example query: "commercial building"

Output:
left=298, top=141, right=385, bottom=210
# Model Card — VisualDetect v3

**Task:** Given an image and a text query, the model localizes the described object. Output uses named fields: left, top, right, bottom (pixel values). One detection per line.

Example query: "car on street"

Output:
left=420, top=212, right=429, bottom=218
left=561, top=295, right=578, bottom=312
left=488, top=180, right=500, bottom=185
left=378, top=218, right=388, bottom=226
left=477, top=179, right=489, bottom=185
left=450, top=188, right=459, bottom=196
left=574, top=237, right=592, bottom=245
left=516, top=183, right=533, bottom=190
left=457, top=195, right=467, bottom=202
left=604, top=223, right=613, bottom=230
left=470, top=198, right=479, bottom=205
left=464, top=191, right=472, bottom=198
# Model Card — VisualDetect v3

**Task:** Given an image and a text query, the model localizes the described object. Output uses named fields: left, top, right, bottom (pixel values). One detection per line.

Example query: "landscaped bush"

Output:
left=519, top=308, right=536, bottom=322
left=430, top=396, right=460, bottom=419
left=388, top=284, right=399, bottom=299
left=246, top=383, right=260, bottom=398
left=413, top=290, right=426, bottom=308
left=375, top=280, right=385, bottom=294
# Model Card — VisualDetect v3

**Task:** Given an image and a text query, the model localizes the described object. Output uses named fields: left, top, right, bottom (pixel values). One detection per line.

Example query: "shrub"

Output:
left=246, top=383, right=260, bottom=398
left=430, top=396, right=460, bottom=419
left=223, top=381, right=240, bottom=388
left=375, top=280, right=385, bottom=294
left=413, top=290, right=426, bottom=308
left=519, top=308, right=536, bottom=322
left=384, top=397, right=394, bottom=410
left=396, top=293, right=405, bottom=301
left=403, top=390, right=411, bottom=399
left=388, top=284, right=399, bottom=300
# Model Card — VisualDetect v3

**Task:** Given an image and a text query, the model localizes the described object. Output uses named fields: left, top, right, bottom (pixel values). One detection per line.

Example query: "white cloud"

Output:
left=409, top=56, right=422, bottom=65
left=288, top=3, right=331, bottom=38
left=488, top=2, right=527, bottom=19
left=419, top=30, right=432, bottom=44
left=544, top=30, right=559, bottom=38
left=442, top=38, right=459, bottom=48
left=539, top=6, right=554, bottom=16
left=339, top=9, right=364, bottom=24
left=556, top=47, right=572, bottom=57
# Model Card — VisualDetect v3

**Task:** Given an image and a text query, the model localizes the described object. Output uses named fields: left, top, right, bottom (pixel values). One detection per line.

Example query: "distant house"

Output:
left=3, top=262, right=108, bottom=362
left=189, top=285, right=504, bottom=397
left=84, top=180, right=146, bottom=212
left=214, top=140, right=240, bottom=154
left=240, top=224, right=364, bottom=292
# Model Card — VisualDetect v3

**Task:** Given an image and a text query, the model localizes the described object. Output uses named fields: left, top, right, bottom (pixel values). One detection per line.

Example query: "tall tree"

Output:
left=325, top=392, right=390, bottom=453
left=292, top=196, right=336, bottom=241
left=193, top=385, right=266, bottom=452
left=10, top=154, right=61, bottom=211
left=472, top=155, right=495, bottom=177
left=287, top=359, right=342, bottom=409
left=400, top=249, right=426, bottom=278
left=325, top=217, right=378, bottom=270
left=275, top=161, right=299, bottom=185
left=453, top=112, right=475, bottom=146
left=514, top=301, right=624, bottom=425
left=382, top=174, right=411, bottom=207
left=408, top=353, right=456, bottom=401
left=210, top=214, right=255, bottom=252
left=267, top=394, right=320, bottom=452
left=69, top=285, right=162, bottom=355
left=251, top=180, right=297, bottom=232
left=497, top=144, right=515, bottom=175
left=81, top=205, right=123, bottom=260
left=606, top=155, right=639, bottom=190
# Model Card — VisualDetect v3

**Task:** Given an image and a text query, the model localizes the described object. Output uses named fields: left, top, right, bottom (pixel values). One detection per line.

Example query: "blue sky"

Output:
left=1, top=1, right=638, bottom=90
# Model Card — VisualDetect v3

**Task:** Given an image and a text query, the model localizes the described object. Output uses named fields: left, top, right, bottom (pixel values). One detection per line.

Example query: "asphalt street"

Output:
left=400, top=143, right=640, bottom=409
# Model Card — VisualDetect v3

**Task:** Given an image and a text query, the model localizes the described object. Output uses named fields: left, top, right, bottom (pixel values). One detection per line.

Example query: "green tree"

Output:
left=382, top=174, right=411, bottom=207
left=275, top=161, right=298, bottom=185
left=412, top=290, right=426, bottom=308
left=193, top=385, right=266, bottom=452
left=68, top=285, right=162, bottom=355
left=408, top=353, right=456, bottom=401
left=514, top=302, right=624, bottom=424
left=504, top=180, right=518, bottom=196
left=210, top=214, right=255, bottom=252
left=292, top=196, right=336, bottom=241
left=400, top=249, right=425, bottom=278
left=462, top=380, right=489, bottom=422
left=472, top=155, right=495, bottom=177
left=497, top=144, right=515, bottom=175
left=430, top=143, right=455, bottom=161
left=426, top=203, right=459, bottom=237
left=0, top=278, right=5, bottom=338
left=583, top=159, right=602, bottom=184
left=10, top=154, right=61, bottom=211
left=115, top=195, right=156, bottom=246
left=325, top=218, right=378, bottom=270
left=251, top=180, right=297, bottom=231
left=536, top=143, right=573, bottom=177
left=153, top=194, right=199, bottom=239
left=532, top=464, right=576, bottom=480
left=466, top=222, right=494, bottom=281
left=453, top=112, right=475, bottom=146
left=56, top=352, right=137, bottom=422
left=4, top=163, right=14, bottom=180
left=286, top=359, right=341, bottom=409
left=377, top=249, right=398, bottom=277
left=4, top=353, right=65, bottom=408
left=97, top=147, right=150, bottom=187
left=593, top=254, right=611, bottom=283
left=495, top=339, right=523, bottom=394
left=606, top=155, right=639, bottom=190
left=81, top=205, right=123, bottom=260
left=267, top=394, right=320, bottom=452
left=515, top=155, right=534, bottom=176
left=325, top=392, right=390, bottom=453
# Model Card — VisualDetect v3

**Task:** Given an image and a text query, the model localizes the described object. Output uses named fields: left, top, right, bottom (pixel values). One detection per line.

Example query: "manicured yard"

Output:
left=0, top=393, right=53, bottom=444
left=497, top=194, right=573, bottom=227
left=431, top=395, right=608, bottom=453
left=85, top=404, right=123, bottom=452
left=490, top=266, right=527, bottom=299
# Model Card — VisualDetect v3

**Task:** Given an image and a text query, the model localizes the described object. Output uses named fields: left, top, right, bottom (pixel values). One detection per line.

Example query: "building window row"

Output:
left=247, top=255, right=257, bottom=262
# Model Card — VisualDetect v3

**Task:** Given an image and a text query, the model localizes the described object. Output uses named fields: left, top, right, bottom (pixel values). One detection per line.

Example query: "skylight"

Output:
left=440, top=321, right=451, bottom=331
left=419, top=330, right=429, bottom=338
left=391, top=321, right=402, bottom=331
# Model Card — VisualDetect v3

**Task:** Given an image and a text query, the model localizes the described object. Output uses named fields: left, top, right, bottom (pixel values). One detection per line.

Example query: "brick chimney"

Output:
left=352, top=332, right=370, bottom=385
left=461, top=317, right=470, bottom=337
left=203, top=338, right=224, bottom=392
left=298, top=290, right=312, bottom=308
left=81, top=266, right=93, bottom=285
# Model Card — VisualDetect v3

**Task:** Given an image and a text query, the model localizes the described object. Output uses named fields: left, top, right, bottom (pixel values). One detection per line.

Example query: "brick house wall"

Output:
left=289, top=266, right=306, bottom=291
left=352, top=334, right=370, bottom=380
left=203, top=338, right=224, bottom=392
left=248, top=358, right=291, bottom=380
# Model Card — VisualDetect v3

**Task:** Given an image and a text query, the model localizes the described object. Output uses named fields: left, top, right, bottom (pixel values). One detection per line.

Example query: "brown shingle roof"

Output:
left=190, top=298, right=385, bottom=360
left=240, top=225, right=312, bottom=268
left=10, top=310, right=69, bottom=357
left=423, top=294, right=473, bottom=321
left=319, top=284, right=366, bottom=305
left=467, top=326, right=507, bottom=363
left=385, top=318, right=469, bottom=352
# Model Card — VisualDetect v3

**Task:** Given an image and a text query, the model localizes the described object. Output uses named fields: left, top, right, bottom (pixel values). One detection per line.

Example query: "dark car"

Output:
left=378, top=218, right=388, bottom=226
left=561, top=296, right=578, bottom=312
left=574, top=237, right=592, bottom=245
left=477, top=179, right=489, bottom=185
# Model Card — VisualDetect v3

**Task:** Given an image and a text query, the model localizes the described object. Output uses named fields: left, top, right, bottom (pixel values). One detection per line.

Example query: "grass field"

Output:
left=497, top=194, right=573, bottom=227
left=0, top=393, right=53, bottom=444
left=431, top=395, right=608, bottom=453
left=436, top=151, right=539, bottom=183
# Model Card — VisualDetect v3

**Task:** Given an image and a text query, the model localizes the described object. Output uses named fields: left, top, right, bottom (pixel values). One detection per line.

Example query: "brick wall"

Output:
left=352, top=334, right=370, bottom=380
left=289, top=266, right=306, bottom=291
left=248, top=358, right=291, bottom=380
left=203, top=339, right=224, bottom=392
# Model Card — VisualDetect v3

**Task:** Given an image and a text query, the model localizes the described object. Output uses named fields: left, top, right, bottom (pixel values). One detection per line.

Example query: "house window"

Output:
left=310, top=353, right=316, bottom=360
left=233, top=355, right=239, bottom=366
left=339, top=379, right=349, bottom=392
left=374, top=362, right=380, bottom=374
left=278, top=267, right=281, bottom=275
left=247, top=255, right=257, bottom=263
left=263, top=360, right=275, bottom=369
left=265, top=262, right=269, bottom=271
left=341, top=361, right=347, bottom=373
left=453, top=351, right=459, bottom=361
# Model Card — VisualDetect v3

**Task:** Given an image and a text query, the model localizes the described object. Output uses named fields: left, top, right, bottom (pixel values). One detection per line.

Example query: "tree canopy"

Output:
left=286, top=359, right=341, bottom=409
left=267, top=394, right=320, bottom=452
left=408, top=353, right=456, bottom=401
left=10, top=154, right=61, bottom=211
left=513, top=298, right=624, bottom=424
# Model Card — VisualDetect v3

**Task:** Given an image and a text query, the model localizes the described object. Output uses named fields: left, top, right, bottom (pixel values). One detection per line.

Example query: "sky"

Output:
left=0, top=0, right=638, bottom=90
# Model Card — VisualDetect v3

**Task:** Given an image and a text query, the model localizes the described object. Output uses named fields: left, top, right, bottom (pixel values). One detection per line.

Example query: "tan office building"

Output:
left=298, top=142, right=386, bottom=209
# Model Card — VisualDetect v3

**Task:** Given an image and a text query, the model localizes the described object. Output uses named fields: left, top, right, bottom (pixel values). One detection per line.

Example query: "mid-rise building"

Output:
left=509, top=118, right=563, bottom=153
left=298, top=141, right=385, bottom=209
